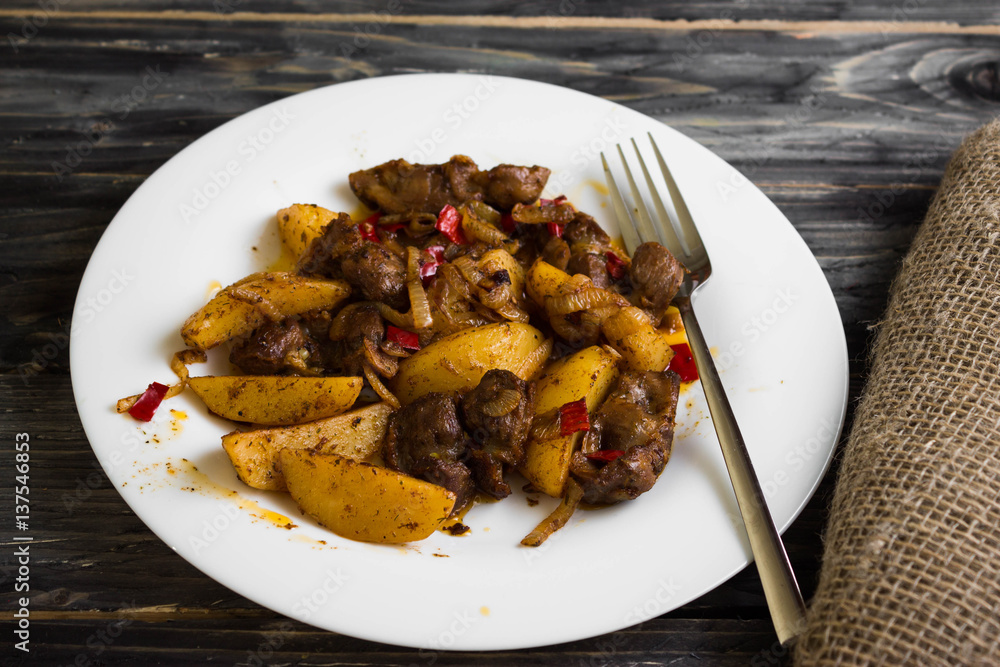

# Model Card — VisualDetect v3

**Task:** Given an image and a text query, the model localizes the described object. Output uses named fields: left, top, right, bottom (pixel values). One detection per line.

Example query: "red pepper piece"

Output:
left=358, top=220, right=380, bottom=243
left=668, top=343, right=698, bottom=382
left=128, top=382, right=170, bottom=422
left=435, top=204, right=468, bottom=245
left=539, top=195, right=570, bottom=207
left=547, top=222, right=564, bottom=238
left=419, top=245, right=445, bottom=284
left=605, top=252, right=627, bottom=279
left=586, top=449, right=625, bottom=463
left=387, top=325, right=420, bottom=351
left=559, top=397, right=590, bottom=436
left=501, top=213, right=517, bottom=234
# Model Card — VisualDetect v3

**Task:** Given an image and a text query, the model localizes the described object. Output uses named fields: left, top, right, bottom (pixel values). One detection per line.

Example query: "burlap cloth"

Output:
left=793, top=120, right=1000, bottom=664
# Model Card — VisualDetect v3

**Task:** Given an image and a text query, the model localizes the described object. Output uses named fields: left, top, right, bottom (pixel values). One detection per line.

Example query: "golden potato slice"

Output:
left=520, top=345, right=621, bottom=497
left=222, top=402, right=392, bottom=491
left=189, top=375, right=362, bottom=425
left=181, top=273, right=350, bottom=350
left=277, top=204, right=337, bottom=260
left=393, top=322, right=546, bottom=405
left=479, top=248, right=527, bottom=299
left=280, top=450, right=456, bottom=544
left=526, top=258, right=573, bottom=308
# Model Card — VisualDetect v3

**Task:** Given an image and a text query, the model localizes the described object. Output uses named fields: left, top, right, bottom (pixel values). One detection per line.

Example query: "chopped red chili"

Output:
left=559, top=397, right=590, bottom=436
left=500, top=213, right=517, bottom=234
left=586, top=449, right=625, bottom=463
left=380, top=223, right=407, bottom=234
left=668, top=343, right=698, bottom=382
left=128, top=382, right=170, bottom=422
left=435, top=204, right=468, bottom=245
left=419, top=245, right=446, bottom=284
left=540, top=195, right=570, bottom=208
left=358, top=220, right=380, bottom=243
left=387, top=325, right=420, bottom=351
left=547, top=222, right=564, bottom=238
left=605, top=252, right=627, bottom=279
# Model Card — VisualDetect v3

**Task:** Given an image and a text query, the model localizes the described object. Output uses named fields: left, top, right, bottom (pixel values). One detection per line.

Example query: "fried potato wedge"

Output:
left=280, top=450, right=456, bottom=544
left=189, top=375, right=362, bottom=425
left=479, top=248, right=527, bottom=300
left=181, top=272, right=350, bottom=350
left=520, top=345, right=621, bottom=497
left=222, top=402, right=392, bottom=491
left=526, top=258, right=573, bottom=308
left=277, top=204, right=338, bottom=260
left=393, top=322, right=546, bottom=405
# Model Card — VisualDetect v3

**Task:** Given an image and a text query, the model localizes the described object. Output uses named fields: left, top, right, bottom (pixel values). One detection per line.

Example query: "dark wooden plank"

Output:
left=2, top=1, right=999, bottom=23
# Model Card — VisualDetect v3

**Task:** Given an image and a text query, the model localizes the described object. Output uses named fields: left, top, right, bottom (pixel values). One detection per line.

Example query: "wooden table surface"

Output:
left=3, top=2, right=999, bottom=665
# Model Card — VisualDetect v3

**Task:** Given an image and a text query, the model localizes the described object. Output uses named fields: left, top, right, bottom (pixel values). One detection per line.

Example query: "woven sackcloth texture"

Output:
left=794, top=119, right=1000, bottom=665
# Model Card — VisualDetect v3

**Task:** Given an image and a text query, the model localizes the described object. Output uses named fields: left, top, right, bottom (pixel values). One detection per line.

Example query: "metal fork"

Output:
left=601, top=134, right=807, bottom=645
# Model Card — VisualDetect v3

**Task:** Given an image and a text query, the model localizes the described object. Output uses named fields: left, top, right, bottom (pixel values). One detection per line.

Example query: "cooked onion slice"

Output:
left=481, top=388, right=523, bottom=418
left=407, top=247, right=433, bottom=329
left=521, top=479, right=584, bottom=547
left=363, top=362, right=400, bottom=410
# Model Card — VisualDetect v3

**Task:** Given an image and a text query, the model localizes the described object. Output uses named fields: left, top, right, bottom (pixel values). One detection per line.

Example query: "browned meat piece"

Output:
left=328, top=304, right=393, bottom=377
left=339, top=244, right=409, bottom=311
left=570, top=370, right=680, bottom=505
left=383, top=393, right=476, bottom=513
left=477, top=164, right=551, bottom=211
left=298, top=213, right=409, bottom=311
left=541, top=235, right=570, bottom=271
left=229, top=319, right=311, bottom=375
left=566, top=252, right=610, bottom=289
left=628, top=242, right=686, bottom=321
left=349, top=155, right=550, bottom=215
left=461, top=370, right=536, bottom=499
left=563, top=212, right=612, bottom=249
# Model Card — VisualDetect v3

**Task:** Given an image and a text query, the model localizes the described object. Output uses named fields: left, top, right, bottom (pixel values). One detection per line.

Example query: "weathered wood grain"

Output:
left=2, top=1, right=1000, bottom=23
left=4, top=19, right=997, bottom=377
left=3, top=3, right=1000, bottom=664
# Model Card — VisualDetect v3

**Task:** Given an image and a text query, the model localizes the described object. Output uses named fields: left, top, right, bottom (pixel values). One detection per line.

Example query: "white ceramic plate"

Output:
left=71, top=74, right=848, bottom=651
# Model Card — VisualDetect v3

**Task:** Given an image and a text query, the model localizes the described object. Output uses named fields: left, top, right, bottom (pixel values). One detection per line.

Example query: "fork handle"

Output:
left=675, top=296, right=808, bottom=644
